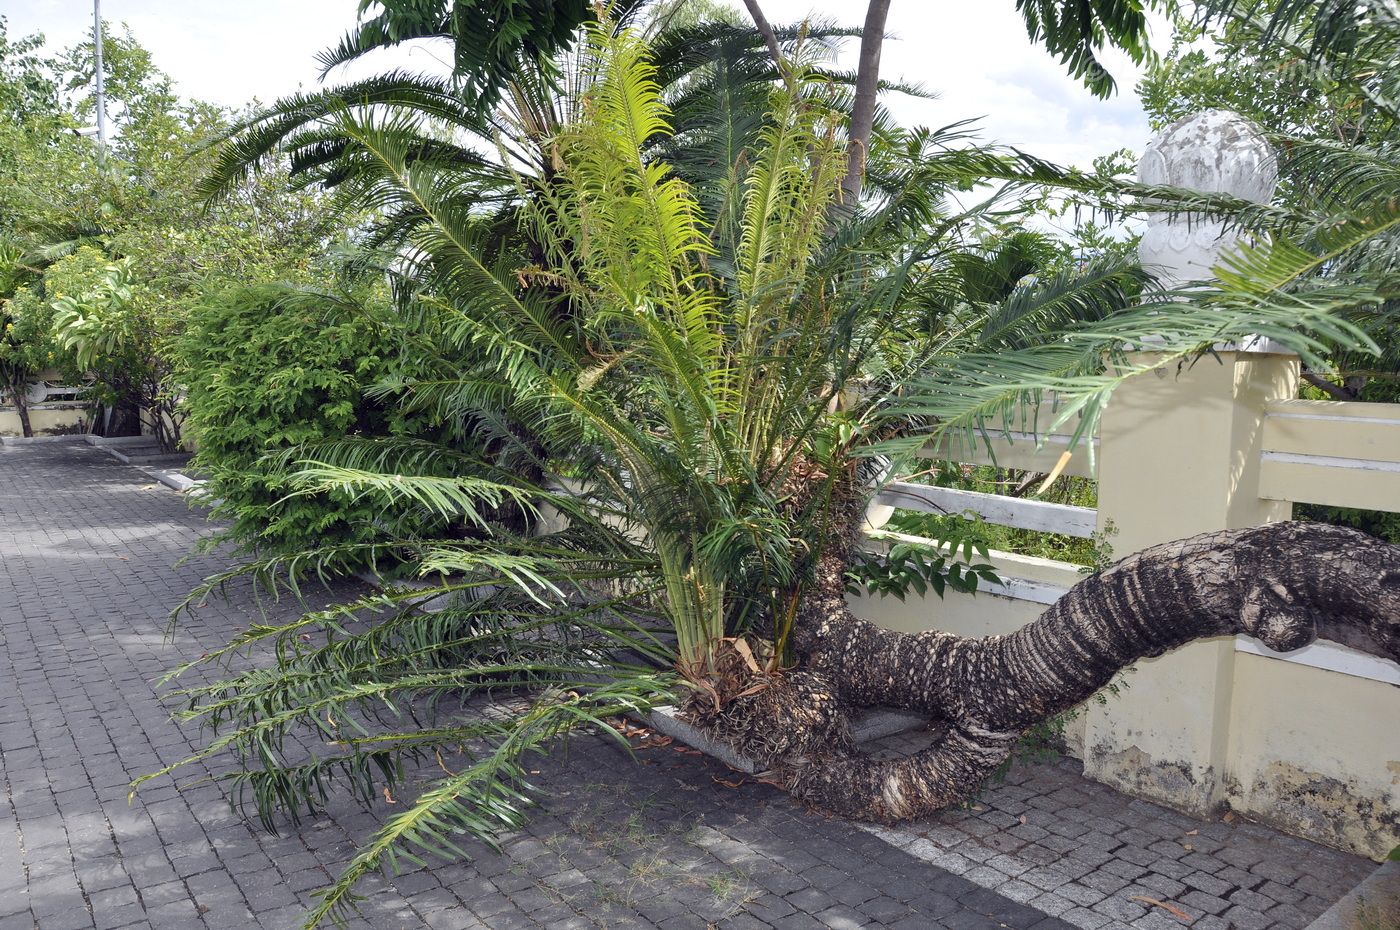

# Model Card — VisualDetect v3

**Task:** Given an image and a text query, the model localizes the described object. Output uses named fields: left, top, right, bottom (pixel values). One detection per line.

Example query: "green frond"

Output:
left=304, top=675, right=673, bottom=928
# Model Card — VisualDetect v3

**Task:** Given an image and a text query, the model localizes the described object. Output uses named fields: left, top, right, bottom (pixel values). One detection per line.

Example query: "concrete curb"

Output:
left=106, top=447, right=193, bottom=466
left=82, top=434, right=153, bottom=447
left=0, top=434, right=88, bottom=446
left=135, top=465, right=202, bottom=494
left=1304, top=860, right=1399, bottom=930
left=645, top=706, right=761, bottom=773
left=642, top=705, right=930, bottom=776
left=351, top=570, right=932, bottom=773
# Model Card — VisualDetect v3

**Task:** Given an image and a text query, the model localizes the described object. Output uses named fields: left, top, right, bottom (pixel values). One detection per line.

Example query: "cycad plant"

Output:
left=145, top=11, right=1400, bottom=928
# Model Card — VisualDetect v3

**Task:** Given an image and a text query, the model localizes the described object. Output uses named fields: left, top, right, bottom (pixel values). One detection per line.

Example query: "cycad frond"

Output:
left=976, top=256, right=1151, bottom=351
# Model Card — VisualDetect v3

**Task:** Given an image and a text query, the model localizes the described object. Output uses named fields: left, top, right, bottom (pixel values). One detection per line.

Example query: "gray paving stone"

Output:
left=1061, top=906, right=1113, bottom=929
left=1089, top=894, right=1147, bottom=923
left=0, top=427, right=1369, bottom=930
left=1222, top=904, right=1275, bottom=930
left=1180, top=889, right=1231, bottom=916
left=1028, top=893, right=1075, bottom=916
left=1057, top=882, right=1108, bottom=907
left=1265, top=901, right=1315, bottom=930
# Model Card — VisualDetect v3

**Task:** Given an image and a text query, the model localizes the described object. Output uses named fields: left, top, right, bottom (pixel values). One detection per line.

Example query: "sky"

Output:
left=4, top=0, right=1165, bottom=169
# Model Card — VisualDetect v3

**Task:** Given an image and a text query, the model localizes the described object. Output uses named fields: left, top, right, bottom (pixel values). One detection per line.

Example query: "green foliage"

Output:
left=882, top=462, right=1102, bottom=567
left=142, top=574, right=676, bottom=927
left=1296, top=503, right=1400, bottom=545
left=1015, top=0, right=1162, bottom=98
left=49, top=248, right=137, bottom=374
left=0, top=22, right=346, bottom=448
left=154, top=8, right=1393, bottom=928
left=1138, top=5, right=1358, bottom=138
left=847, top=536, right=999, bottom=600
left=1139, top=1, right=1400, bottom=544
left=325, top=0, right=616, bottom=112
left=0, top=17, right=63, bottom=128
left=171, top=285, right=440, bottom=567
left=0, top=242, right=66, bottom=410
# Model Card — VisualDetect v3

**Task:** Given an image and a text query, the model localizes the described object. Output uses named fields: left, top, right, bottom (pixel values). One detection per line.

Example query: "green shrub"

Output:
left=174, top=284, right=437, bottom=568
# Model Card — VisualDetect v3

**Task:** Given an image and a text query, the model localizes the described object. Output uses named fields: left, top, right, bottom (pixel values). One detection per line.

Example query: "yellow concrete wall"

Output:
left=1227, top=653, right=1400, bottom=859
left=0, top=404, right=89, bottom=437
left=1, top=372, right=91, bottom=437
left=848, top=586, right=1041, bottom=639
left=862, top=352, right=1400, bottom=859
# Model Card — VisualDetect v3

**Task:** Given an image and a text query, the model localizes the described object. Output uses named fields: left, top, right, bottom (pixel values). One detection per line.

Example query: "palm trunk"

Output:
left=840, top=0, right=893, bottom=206
left=740, top=0, right=892, bottom=206
left=699, top=521, right=1400, bottom=823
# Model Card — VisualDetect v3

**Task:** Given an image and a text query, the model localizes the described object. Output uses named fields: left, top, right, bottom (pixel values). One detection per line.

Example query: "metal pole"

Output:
left=93, top=0, right=107, bottom=152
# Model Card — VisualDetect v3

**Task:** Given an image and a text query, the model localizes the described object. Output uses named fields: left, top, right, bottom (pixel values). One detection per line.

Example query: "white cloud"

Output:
left=6, top=0, right=1166, bottom=164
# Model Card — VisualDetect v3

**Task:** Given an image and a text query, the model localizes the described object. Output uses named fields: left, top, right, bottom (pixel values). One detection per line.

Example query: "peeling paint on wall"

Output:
left=1086, top=742, right=1221, bottom=817
left=1238, top=762, right=1400, bottom=860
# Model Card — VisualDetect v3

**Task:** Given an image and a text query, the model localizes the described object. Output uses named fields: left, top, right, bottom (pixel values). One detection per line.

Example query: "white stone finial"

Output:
left=1137, top=110, right=1278, bottom=289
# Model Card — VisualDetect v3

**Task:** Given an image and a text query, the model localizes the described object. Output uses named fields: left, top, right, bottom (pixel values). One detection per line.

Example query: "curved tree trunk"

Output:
left=2, top=375, right=34, bottom=438
left=15, top=393, right=32, bottom=438
left=696, top=520, right=1400, bottom=823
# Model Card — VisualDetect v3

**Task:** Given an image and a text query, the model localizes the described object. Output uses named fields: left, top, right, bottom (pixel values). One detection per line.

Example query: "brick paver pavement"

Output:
left=0, top=442, right=1073, bottom=930
left=0, top=442, right=1374, bottom=930
left=862, top=729, right=1374, bottom=929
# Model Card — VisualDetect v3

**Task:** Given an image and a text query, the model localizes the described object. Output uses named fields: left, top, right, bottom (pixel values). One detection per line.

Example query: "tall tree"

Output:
left=147, top=12, right=1400, bottom=926
left=739, top=0, right=1163, bottom=206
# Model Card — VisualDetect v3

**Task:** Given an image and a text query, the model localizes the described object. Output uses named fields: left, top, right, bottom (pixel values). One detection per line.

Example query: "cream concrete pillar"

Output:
left=1081, top=111, right=1294, bottom=814
left=1083, top=350, right=1298, bottom=813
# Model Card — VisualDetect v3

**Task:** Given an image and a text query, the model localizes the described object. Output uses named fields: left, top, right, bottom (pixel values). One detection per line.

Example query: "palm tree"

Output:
left=140, top=12, right=1400, bottom=925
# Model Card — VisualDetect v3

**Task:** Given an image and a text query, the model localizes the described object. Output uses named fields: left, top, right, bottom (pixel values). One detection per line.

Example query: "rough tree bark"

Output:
left=740, top=0, right=892, bottom=206
left=13, top=391, right=32, bottom=438
left=841, top=0, right=893, bottom=206
left=2, top=375, right=34, bottom=438
left=694, top=513, right=1400, bottom=823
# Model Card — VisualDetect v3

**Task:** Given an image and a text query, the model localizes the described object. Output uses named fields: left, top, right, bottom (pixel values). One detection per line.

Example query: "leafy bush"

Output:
left=173, top=285, right=438, bottom=567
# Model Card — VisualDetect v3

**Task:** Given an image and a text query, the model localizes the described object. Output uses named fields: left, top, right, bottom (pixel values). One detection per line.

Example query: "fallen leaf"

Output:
left=712, top=776, right=746, bottom=789
left=731, top=637, right=761, bottom=674
left=1129, top=896, right=1192, bottom=922
left=1185, top=829, right=1198, bottom=836
left=1223, top=811, right=1236, bottom=823
left=1181, top=843, right=1194, bottom=851
left=1018, top=815, right=1028, bottom=825
left=382, top=787, right=397, bottom=804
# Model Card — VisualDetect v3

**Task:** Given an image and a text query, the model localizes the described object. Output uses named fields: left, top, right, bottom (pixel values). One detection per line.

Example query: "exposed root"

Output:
left=684, top=669, right=852, bottom=770
left=785, top=722, right=1019, bottom=822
